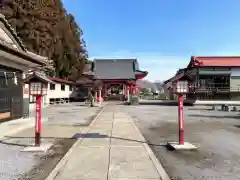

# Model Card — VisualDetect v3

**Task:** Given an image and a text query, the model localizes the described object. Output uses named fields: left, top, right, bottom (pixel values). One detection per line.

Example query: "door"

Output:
left=0, top=71, right=11, bottom=121
left=10, top=71, right=23, bottom=119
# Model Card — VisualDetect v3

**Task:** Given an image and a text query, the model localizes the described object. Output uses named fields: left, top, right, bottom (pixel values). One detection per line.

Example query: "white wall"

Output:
left=28, top=82, right=75, bottom=112
left=46, top=83, right=74, bottom=101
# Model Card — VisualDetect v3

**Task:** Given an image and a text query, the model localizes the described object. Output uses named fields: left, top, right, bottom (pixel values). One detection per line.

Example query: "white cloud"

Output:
left=90, top=50, right=190, bottom=82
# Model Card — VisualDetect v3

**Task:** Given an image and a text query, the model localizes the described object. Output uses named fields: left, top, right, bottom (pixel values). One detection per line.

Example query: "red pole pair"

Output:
left=35, top=95, right=42, bottom=146
left=178, top=94, right=184, bottom=145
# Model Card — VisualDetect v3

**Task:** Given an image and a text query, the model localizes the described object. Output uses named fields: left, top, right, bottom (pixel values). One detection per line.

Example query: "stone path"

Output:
left=49, top=106, right=163, bottom=180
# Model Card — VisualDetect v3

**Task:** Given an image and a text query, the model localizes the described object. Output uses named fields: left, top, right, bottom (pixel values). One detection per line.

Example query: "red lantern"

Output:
left=172, top=80, right=189, bottom=94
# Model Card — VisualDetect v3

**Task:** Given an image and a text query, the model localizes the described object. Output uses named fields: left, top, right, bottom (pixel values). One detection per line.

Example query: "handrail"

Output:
left=191, top=87, right=240, bottom=92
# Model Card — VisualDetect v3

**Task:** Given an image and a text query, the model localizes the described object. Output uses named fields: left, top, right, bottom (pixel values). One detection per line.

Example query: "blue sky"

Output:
left=62, top=0, right=240, bottom=81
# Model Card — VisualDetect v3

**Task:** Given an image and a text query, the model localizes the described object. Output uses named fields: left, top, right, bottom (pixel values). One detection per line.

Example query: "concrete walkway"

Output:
left=47, top=106, right=164, bottom=180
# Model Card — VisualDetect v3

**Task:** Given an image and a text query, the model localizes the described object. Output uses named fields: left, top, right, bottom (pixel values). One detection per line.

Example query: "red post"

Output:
left=35, top=95, right=42, bottom=146
left=178, top=94, right=184, bottom=145
left=133, top=87, right=136, bottom=95
left=130, top=84, right=133, bottom=94
left=124, top=84, right=127, bottom=101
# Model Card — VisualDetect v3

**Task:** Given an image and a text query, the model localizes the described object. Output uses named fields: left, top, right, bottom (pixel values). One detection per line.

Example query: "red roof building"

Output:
left=165, top=56, right=240, bottom=101
left=187, top=56, right=240, bottom=68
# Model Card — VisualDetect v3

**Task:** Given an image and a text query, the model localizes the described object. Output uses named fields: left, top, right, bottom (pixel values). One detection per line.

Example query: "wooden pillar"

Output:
left=95, top=90, right=97, bottom=102
left=133, top=86, right=136, bottom=95
left=124, top=84, right=127, bottom=101
left=127, top=85, right=130, bottom=102
left=137, top=87, right=140, bottom=96
left=122, top=84, right=125, bottom=101
left=98, top=88, right=102, bottom=103
left=104, top=84, right=107, bottom=97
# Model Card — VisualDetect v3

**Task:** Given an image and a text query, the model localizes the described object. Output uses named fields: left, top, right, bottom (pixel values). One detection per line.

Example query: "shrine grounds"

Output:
left=1, top=102, right=240, bottom=179
left=122, top=104, right=240, bottom=180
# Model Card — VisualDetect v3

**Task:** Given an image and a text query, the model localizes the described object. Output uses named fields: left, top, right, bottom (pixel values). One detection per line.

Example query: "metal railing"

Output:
left=189, top=87, right=240, bottom=93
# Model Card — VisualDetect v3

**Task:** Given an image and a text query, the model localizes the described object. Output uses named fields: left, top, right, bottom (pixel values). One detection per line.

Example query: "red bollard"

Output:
left=178, top=94, right=184, bottom=145
left=35, top=95, right=42, bottom=146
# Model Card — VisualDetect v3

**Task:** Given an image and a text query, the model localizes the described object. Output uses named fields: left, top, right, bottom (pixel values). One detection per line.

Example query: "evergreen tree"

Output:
left=1, top=0, right=87, bottom=79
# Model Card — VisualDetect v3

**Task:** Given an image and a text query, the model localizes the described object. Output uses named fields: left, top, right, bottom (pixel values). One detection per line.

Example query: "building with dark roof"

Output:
left=76, top=58, right=148, bottom=101
left=93, top=59, right=147, bottom=80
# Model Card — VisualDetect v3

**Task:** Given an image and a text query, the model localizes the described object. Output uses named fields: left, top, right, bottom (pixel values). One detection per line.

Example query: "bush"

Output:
left=130, top=95, right=139, bottom=105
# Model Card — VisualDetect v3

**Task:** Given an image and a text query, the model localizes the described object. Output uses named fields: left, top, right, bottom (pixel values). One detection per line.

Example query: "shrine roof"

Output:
left=187, top=56, right=240, bottom=68
left=164, top=72, right=185, bottom=85
left=48, top=77, right=75, bottom=85
left=23, top=72, right=55, bottom=84
left=94, top=59, right=136, bottom=80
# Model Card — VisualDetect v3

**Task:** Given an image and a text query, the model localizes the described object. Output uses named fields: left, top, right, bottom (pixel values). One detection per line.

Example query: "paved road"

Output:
left=0, top=102, right=102, bottom=180
left=122, top=104, right=240, bottom=180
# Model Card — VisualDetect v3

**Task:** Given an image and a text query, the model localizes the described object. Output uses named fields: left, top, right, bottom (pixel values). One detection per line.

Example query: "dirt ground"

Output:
left=18, top=138, right=76, bottom=180
left=17, top=104, right=103, bottom=180
left=122, top=105, right=240, bottom=180
left=0, top=103, right=102, bottom=180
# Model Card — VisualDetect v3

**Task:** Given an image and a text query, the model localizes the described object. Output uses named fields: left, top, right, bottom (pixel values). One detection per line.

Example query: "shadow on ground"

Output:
left=233, top=125, right=240, bottom=128
left=139, top=101, right=193, bottom=106
left=188, top=114, right=240, bottom=119
left=187, top=107, right=213, bottom=111
left=4, top=132, right=167, bottom=148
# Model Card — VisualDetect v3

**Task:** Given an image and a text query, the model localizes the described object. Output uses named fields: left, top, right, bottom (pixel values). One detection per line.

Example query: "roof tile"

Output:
left=94, top=59, right=135, bottom=79
left=48, top=77, right=75, bottom=84
left=188, top=56, right=240, bottom=68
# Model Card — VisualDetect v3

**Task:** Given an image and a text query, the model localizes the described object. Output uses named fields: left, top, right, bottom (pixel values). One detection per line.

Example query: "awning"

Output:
left=23, top=72, right=56, bottom=84
left=135, top=70, right=148, bottom=79
left=164, top=72, right=185, bottom=84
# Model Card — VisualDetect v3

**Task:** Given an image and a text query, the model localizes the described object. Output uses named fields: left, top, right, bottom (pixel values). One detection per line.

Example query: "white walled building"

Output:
left=46, top=76, right=76, bottom=104
left=25, top=72, right=76, bottom=111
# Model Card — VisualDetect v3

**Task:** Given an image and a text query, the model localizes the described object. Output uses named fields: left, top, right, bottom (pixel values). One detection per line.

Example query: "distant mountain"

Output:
left=153, top=81, right=163, bottom=89
left=136, top=80, right=158, bottom=92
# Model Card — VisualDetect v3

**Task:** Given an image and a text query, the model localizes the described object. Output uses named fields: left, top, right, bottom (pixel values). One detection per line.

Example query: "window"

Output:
left=61, top=84, right=65, bottom=91
left=199, top=79, right=206, bottom=89
left=50, top=83, right=55, bottom=90
left=69, top=85, right=73, bottom=91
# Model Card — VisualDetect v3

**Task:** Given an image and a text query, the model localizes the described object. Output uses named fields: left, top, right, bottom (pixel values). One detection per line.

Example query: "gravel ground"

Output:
left=0, top=102, right=102, bottom=180
left=122, top=104, right=240, bottom=180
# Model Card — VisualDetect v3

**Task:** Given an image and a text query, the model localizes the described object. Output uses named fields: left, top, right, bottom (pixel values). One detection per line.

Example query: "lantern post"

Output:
left=177, top=83, right=185, bottom=145
left=167, top=78, right=197, bottom=150
left=21, top=73, right=53, bottom=152
left=29, top=82, right=47, bottom=147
